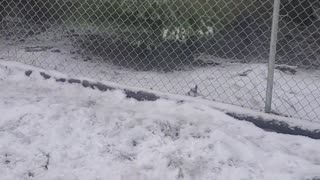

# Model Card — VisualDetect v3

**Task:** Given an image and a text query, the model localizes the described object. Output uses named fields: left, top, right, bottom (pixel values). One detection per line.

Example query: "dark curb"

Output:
left=37, top=70, right=160, bottom=102
left=40, top=72, right=51, bottom=79
left=227, top=112, right=320, bottom=139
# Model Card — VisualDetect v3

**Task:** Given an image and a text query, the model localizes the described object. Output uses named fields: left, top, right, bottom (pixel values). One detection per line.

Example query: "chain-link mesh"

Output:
left=0, top=0, right=319, bottom=121
left=273, top=0, right=320, bottom=120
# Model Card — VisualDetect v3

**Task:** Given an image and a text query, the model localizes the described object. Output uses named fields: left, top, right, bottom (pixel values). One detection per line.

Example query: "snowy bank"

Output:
left=1, top=61, right=320, bottom=136
left=1, top=61, right=320, bottom=180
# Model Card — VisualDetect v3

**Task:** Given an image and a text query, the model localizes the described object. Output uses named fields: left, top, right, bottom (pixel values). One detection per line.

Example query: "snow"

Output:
left=1, top=24, right=320, bottom=122
left=1, top=61, right=320, bottom=180
left=1, top=60, right=320, bottom=131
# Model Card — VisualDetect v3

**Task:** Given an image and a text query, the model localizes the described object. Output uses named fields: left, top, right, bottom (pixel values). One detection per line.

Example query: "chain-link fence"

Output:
left=0, top=0, right=320, bottom=121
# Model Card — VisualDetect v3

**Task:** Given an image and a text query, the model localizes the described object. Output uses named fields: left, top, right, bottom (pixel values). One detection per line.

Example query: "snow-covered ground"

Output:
left=1, top=22, right=320, bottom=122
left=1, top=60, right=320, bottom=180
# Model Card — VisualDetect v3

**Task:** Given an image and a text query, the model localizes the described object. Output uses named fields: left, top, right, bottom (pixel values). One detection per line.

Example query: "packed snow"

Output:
left=0, top=61, right=320, bottom=180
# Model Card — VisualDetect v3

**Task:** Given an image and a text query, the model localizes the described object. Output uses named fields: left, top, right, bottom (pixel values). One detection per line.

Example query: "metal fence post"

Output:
left=265, top=0, right=281, bottom=113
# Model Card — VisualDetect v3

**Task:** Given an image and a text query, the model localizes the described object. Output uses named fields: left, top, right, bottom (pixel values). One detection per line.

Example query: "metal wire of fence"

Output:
left=0, top=0, right=320, bottom=121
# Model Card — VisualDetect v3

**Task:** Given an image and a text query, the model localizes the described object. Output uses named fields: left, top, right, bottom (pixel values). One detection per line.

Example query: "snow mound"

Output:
left=0, top=62, right=320, bottom=180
